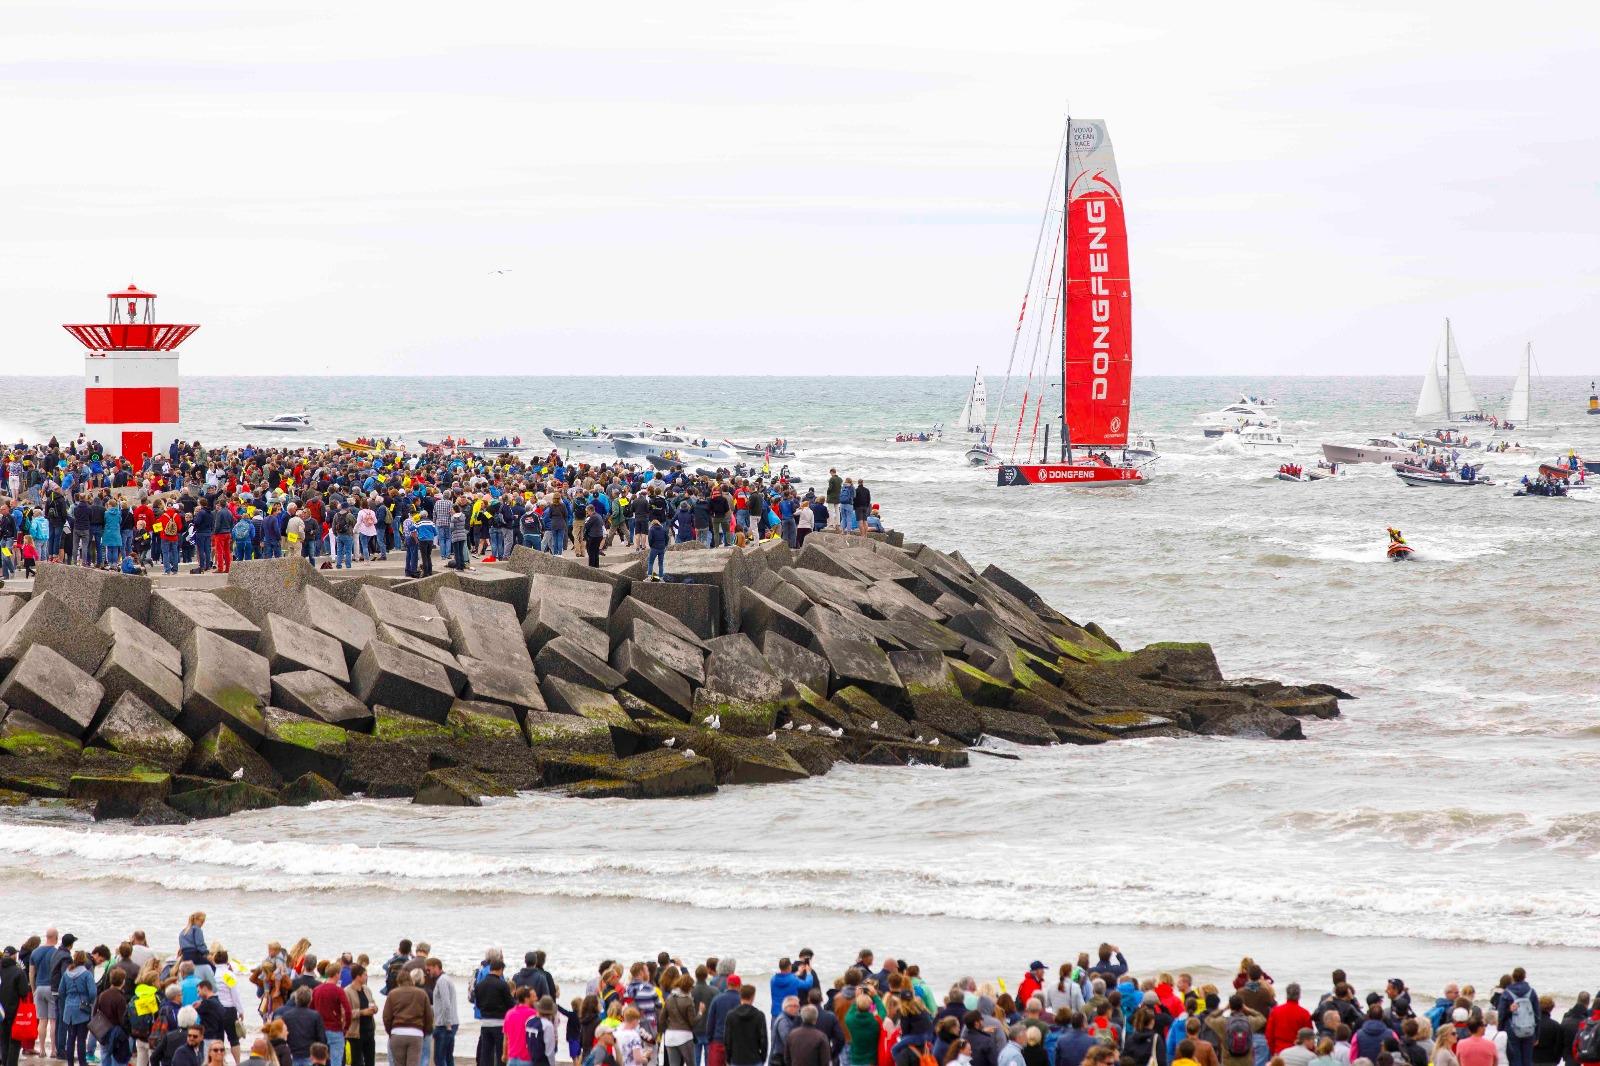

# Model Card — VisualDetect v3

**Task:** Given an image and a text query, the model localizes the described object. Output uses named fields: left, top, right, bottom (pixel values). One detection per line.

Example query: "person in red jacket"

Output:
left=1266, top=985, right=1313, bottom=1055
left=1017, top=963, right=1046, bottom=1013
left=154, top=504, right=185, bottom=574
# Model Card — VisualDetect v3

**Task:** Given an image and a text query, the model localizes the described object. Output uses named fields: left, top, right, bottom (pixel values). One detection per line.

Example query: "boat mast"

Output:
left=1444, top=317, right=1453, bottom=420
left=1060, top=115, right=1070, bottom=463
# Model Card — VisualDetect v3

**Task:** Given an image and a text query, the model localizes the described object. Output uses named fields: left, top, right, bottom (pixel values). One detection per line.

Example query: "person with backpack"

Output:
left=413, top=514, right=437, bottom=577
left=1496, top=970, right=1542, bottom=1066
left=1206, top=998, right=1264, bottom=1066
left=1572, top=1003, right=1600, bottom=1066
left=231, top=512, right=255, bottom=565
left=2, top=946, right=33, bottom=1066
left=332, top=505, right=357, bottom=569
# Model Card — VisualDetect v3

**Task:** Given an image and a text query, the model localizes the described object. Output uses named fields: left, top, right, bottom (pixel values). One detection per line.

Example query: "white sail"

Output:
left=1507, top=342, right=1531, bottom=424
left=1416, top=341, right=1446, bottom=420
left=1444, top=318, right=1478, bottom=417
left=959, top=366, right=988, bottom=433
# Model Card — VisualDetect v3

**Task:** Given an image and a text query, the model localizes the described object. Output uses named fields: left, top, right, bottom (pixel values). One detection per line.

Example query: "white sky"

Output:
left=4, top=0, right=1597, bottom=376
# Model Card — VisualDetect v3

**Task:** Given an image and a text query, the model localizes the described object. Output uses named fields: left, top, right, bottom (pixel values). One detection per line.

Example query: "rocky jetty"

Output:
left=0, top=533, right=1346, bottom=820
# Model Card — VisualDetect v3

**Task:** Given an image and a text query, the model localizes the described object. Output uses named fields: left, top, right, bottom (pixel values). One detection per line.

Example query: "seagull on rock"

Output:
left=869, top=721, right=879, bottom=731
left=798, top=724, right=813, bottom=733
left=682, top=749, right=696, bottom=758
left=782, top=721, right=794, bottom=731
left=231, top=767, right=245, bottom=780
left=663, top=737, right=676, bottom=748
left=766, top=732, right=777, bottom=741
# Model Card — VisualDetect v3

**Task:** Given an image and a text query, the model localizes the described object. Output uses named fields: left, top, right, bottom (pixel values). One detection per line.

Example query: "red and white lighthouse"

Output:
left=64, top=283, right=199, bottom=464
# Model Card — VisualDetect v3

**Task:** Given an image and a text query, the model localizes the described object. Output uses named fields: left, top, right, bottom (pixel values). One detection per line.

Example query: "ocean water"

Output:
left=4, top=374, right=1598, bottom=999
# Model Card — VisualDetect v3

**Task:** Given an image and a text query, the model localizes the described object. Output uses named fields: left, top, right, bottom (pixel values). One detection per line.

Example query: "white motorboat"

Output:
left=1320, top=437, right=1416, bottom=465
left=1195, top=403, right=1280, bottom=434
left=241, top=412, right=311, bottom=432
left=956, top=367, right=988, bottom=434
left=1395, top=466, right=1493, bottom=488
left=613, top=431, right=735, bottom=463
left=1124, top=435, right=1159, bottom=459
left=1224, top=426, right=1294, bottom=452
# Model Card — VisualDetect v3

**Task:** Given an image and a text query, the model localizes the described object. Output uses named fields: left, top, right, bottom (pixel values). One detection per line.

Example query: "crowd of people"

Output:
left=0, top=436, right=885, bottom=583
left=3, top=922, right=1599, bottom=1066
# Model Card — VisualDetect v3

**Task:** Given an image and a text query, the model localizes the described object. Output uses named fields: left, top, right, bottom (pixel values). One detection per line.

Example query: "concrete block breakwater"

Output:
left=0, top=534, right=1346, bottom=820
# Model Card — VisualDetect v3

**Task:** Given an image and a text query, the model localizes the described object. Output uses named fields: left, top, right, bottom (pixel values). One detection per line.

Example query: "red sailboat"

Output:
left=993, top=118, right=1151, bottom=486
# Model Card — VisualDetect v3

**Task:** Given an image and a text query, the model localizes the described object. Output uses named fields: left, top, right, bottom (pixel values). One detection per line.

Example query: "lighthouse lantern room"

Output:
left=64, top=283, right=198, bottom=464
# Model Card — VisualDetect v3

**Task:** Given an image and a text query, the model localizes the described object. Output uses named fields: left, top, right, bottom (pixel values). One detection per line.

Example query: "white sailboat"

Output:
left=1416, top=318, right=1483, bottom=423
left=1506, top=343, right=1531, bottom=426
left=957, top=367, right=988, bottom=435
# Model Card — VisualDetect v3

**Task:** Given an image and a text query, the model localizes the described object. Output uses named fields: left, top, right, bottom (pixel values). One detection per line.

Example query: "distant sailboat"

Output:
left=957, top=367, right=988, bottom=435
left=1506, top=343, right=1531, bottom=426
left=1415, top=318, right=1482, bottom=423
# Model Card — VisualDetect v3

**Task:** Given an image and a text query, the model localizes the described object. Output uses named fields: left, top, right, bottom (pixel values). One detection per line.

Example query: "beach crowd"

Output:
left=0, top=435, right=884, bottom=582
left=2, top=920, right=1598, bottom=1066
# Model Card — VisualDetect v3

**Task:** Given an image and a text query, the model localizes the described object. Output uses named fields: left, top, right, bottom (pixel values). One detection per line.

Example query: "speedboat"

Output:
left=1124, top=435, right=1159, bottom=459
left=241, top=413, right=311, bottom=432
left=1275, top=462, right=1336, bottom=483
left=613, top=431, right=735, bottom=463
left=965, top=441, right=999, bottom=466
left=1394, top=464, right=1493, bottom=487
left=723, top=438, right=796, bottom=459
left=1321, top=438, right=1415, bottom=465
left=1226, top=427, right=1295, bottom=451
left=1195, top=403, right=1280, bottom=435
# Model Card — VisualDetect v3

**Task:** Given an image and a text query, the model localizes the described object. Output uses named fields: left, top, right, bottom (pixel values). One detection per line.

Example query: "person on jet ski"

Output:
left=1387, top=527, right=1406, bottom=545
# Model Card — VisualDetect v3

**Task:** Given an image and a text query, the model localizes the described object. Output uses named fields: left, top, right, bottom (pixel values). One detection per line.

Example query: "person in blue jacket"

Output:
left=57, top=950, right=96, bottom=1066
left=768, top=959, right=817, bottom=1020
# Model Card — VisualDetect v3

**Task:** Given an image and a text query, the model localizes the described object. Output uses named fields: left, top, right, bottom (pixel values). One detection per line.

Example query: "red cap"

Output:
left=727, top=976, right=742, bottom=988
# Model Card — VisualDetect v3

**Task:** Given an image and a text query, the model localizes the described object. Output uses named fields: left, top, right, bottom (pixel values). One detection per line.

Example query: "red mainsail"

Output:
left=1062, top=120, right=1132, bottom=448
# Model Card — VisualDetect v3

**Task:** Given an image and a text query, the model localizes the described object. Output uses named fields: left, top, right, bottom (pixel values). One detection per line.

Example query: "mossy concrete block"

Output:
left=178, top=628, right=271, bottom=745
left=1, top=644, right=105, bottom=740
left=610, top=640, right=695, bottom=722
left=810, top=631, right=902, bottom=702
left=413, top=766, right=513, bottom=806
left=185, top=724, right=282, bottom=789
left=948, top=658, right=1013, bottom=708
left=95, top=639, right=183, bottom=721
left=758, top=632, right=831, bottom=697
left=628, top=579, right=722, bottom=640
left=97, top=606, right=182, bottom=677
left=374, top=623, right=465, bottom=693
left=353, top=585, right=452, bottom=648
left=92, top=692, right=193, bottom=770
left=458, top=656, right=546, bottom=712
left=351, top=641, right=454, bottom=723
left=536, top=634, right=625, bottom=692
left=303, top=586, right=378, bottom=666
left=525, top=574, right=622, bottom=626
left=151, top=589, right=260, bottom=651
left=614, top=749, right=716, bottom=797
left=35, top=565, right=152, bottom=623
left=225, top=556, right=334, bottom=627
left=607, top=595, right=707, bottom=652
left=280, top=772, right=342, bottom=806
left=975, top=706, right=1058, bottom=745
left=69, top=770, right=171, bottom=819
left=639, top=722, right=807, bottom=785
left=0, top=591, right=113, bottom=676
left=618, top=617, right=705, bottom=686
left=261, top=707, right=350, bottom=782
left=704, top=634, right=783, bottom=705
left=523, top=596, right=610, bottom=661
left=168, top=780, right=279, bottom=819
left=270, top=670, right=375, bottom=732
left=522, top=706, right=616, bottom=755
left=434, top=587, right=534, bottom=673
left=131, top=798, right=192, bottom=825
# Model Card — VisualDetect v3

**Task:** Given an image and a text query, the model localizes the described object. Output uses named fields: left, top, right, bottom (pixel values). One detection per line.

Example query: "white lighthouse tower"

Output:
left=64, top=283, right=199, bottom=464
